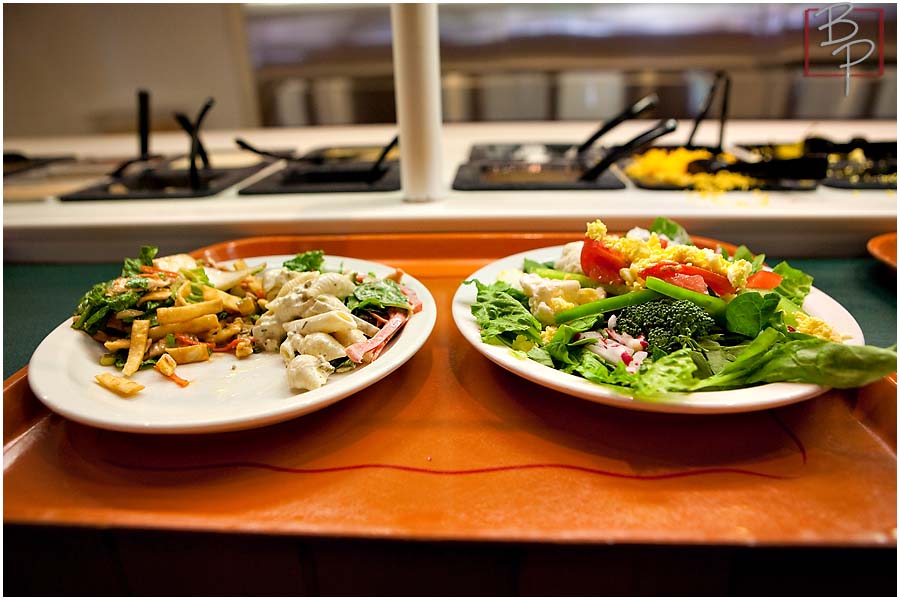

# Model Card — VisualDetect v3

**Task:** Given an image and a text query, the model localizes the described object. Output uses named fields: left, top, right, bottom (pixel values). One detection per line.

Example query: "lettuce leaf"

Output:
left=633, top=348, right=703, bottom=396
left=468, top=279, right=542, bottom=347
left=772, top=261, right=814, bottom=305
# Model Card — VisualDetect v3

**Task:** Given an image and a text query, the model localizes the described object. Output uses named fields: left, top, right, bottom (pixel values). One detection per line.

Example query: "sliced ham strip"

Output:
left=346, top=310, right=409, bottom=363
left=401, top=286, right=423, bottom=313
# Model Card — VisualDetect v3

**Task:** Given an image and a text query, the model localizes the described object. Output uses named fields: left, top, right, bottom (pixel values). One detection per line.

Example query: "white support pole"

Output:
left=390, top=3, right=443, bottom=203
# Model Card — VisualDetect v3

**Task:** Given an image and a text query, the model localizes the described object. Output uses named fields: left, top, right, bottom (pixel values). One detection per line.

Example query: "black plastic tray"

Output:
left=740, top=140, right=896, bottom=190
left=298, top=145, right=400, bottom=166
left=623, top=145, right=819, bottom=192
left=59, top=162, right=272, bottom=201
left=239, top=163, right=401, bottom=194
left=452, top=162, right=625, bottom=191
left=467, top=143, right=592, bottom=163
left=4, top=155, right=75, bottom=178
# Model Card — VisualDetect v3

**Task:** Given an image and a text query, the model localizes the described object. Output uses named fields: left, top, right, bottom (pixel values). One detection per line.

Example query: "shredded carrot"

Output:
left=165, top=372, right=191, bottom=387
left=211, top=338, right=245, bottom=352
left=174, top=333, right=212, bottom=348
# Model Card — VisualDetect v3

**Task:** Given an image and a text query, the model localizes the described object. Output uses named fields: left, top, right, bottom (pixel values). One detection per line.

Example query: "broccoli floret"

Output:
left=615, top=299, right=716, bottom=354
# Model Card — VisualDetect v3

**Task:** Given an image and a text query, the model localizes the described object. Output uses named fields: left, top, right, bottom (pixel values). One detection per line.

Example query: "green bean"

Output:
left=554, top=289, right=662, bottom=324
left=644, top=276, right=727, bottom=321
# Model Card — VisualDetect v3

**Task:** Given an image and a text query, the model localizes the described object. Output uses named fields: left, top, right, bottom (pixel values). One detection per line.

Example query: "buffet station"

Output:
left=3, top=4, right=896, bottom=596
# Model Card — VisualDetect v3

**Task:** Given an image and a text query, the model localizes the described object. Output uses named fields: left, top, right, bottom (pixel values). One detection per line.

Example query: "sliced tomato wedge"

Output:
left=580, top=237, right=628, bottom=284
left=662, top=272, right=709, bottom=294
left=639, top=261, right=735, bottom=296
left=745, top=270, right=783, bottom=289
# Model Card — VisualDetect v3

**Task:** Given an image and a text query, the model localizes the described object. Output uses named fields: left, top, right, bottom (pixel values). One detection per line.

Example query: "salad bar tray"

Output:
left=4, top=232, right=896, bottom=546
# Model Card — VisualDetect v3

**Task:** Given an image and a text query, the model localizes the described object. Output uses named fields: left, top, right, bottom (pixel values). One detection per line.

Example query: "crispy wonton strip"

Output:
left=95, top=373, right=144, bottom=397
left=103, top=339, right=132, bottom=351
left=156, top=299, right=223, bottom=325
left=202, top=286, right=256, bottom=315
left=165, top=344, right=211, bottom=365
left=138, top=289, right=172, bottom=306
left=122, top=319, right=150, bottom=376
left=148, top=314, right=219, bottom=340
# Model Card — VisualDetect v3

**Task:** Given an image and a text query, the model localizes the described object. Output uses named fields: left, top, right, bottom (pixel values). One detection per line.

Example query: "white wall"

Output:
left=3, top=4, right=259, bottom=137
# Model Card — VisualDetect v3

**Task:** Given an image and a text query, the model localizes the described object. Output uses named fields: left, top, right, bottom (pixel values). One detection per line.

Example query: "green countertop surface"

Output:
left=3, top=258, right=897, bottom=381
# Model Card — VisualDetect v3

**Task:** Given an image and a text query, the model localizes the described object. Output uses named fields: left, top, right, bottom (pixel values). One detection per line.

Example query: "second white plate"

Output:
left=452, top=245, right=865, bottom=414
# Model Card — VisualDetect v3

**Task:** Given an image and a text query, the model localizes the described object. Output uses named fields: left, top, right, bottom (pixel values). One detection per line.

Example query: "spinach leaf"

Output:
left=649, top=217, right=692, bottom=245
left=283, top=250, right=325, bottom=272
left=698, top=337, right=749, bottom=374
left=346, top=279, right=410, bottom=313
left=691, top=328, right=785, bottom=391
left=73, top=286, right=143, bottom=334
left=746, top=338, right=898, bottom=389
left=725, top=292, right=781, bottom=338
left=124, top=277, right=150, bottom=290
left=121, top=246, right=158, bottom=277
left=772, top=261, right=813, bottom=305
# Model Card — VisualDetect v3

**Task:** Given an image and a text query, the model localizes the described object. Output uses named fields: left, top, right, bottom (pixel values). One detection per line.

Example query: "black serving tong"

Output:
left=174, top=97, right=215, bottom=190
left=579, top=118, right=678, bottom=181
left=234, top=138, right=298, bottom=161
left=574, top=93, right=659, bottom=156
left=237, top=134, right=399, bottom=185
left=364, top=134, right=399, bottom=182
left=108, top=89, right=164, bottom=179
left=685, top=71, right=731, bottom=153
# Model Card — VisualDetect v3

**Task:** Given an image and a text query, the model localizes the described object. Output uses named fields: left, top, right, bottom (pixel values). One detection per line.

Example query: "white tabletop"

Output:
left=4, top=120, right=896, bottom=262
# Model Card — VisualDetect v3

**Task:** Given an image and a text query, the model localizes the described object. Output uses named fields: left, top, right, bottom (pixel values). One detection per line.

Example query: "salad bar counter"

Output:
left=4, top=120, right=897, bottom=262
left=4, top=231, right=895, bottom=593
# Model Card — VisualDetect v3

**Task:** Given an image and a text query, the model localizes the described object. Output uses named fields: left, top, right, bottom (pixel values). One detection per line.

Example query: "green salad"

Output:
left=467, top=218, right=896, bottom=398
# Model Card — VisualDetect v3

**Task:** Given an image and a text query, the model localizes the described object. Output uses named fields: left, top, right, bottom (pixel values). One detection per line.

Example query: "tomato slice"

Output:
left=746, top=270, right=783, bottom=289
left=639, top=261, right=735, bottom=296
left=580, top=237, right=628, bottom=284
left=662, top=272, right=709, bottom=294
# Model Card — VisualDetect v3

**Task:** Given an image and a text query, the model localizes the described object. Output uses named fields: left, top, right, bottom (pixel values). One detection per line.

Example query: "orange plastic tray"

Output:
left=4, top=232, right=896, bottom=546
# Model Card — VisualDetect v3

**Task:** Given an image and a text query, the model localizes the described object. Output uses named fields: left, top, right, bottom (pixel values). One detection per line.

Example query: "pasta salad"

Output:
left=72, top=247, right=421, bottom=397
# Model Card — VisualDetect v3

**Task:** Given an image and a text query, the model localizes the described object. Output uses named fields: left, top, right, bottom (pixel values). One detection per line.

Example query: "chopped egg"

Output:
left=519, top=273, right=605, bottom=326
left=584, top=218, right=754, bottom=290
left=540, top=326, right=558, bottom=345
left=624, top=147, right=758, bottom=192
left=794, top=313, right=844, bottom=342
left=520, top=273, right=582, bottom=325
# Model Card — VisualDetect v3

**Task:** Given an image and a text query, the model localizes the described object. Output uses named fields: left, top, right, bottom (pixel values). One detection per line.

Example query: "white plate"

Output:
left=452, top=246, right=866, bottom=414
left=28, top=255, right=437, bottom=433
